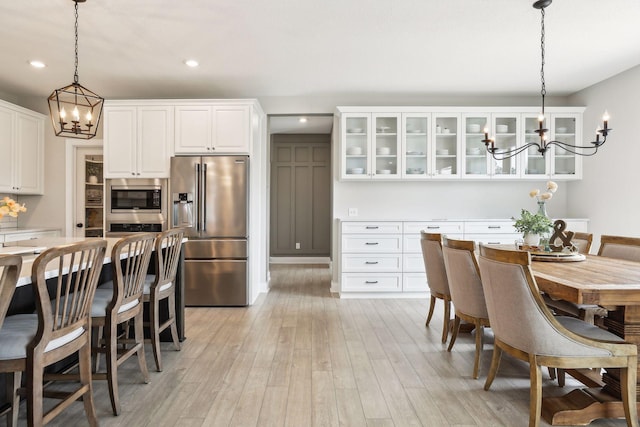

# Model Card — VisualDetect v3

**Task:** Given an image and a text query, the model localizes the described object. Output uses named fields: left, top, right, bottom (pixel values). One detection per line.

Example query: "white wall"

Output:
left=567, top=64, right=640, bottom=249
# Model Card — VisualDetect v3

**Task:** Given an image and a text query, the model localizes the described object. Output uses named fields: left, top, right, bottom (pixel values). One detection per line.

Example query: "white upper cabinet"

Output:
left=0, top=100, right=44, bottom=195
left=104, top=103, right=174, bottom=178
left=337, top=106, right=584, bottom=181
left=175, top=103, right=251, bottom=154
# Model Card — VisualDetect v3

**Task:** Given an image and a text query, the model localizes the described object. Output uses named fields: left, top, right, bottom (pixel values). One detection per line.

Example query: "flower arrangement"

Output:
left=529, top=181, right=558, bottom=202
left=0, top=197, right=27, bottom=219
left=513, top=209, right=553, bottom=235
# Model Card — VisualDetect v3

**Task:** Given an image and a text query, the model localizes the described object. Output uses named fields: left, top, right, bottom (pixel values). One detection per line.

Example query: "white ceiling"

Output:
left=1, top=0, right=640, bottom=109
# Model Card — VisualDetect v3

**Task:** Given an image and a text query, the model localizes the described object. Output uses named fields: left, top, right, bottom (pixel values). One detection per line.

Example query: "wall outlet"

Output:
left=295, top=242, right=300, bottom=249
left=348, top=208, right=358, bottom=217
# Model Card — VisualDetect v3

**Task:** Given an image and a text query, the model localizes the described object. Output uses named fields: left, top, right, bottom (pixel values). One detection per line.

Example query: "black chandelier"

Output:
left=48, top=0, right=103, bottom=139
left=482, top=0, right=611, bottom=160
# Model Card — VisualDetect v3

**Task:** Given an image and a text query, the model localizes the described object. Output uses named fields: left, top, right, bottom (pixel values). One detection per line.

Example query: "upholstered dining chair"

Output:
left=441, top=237, right=490, bottom=379
left=0, top=254, right=24, bottom=426
left=598, top=235, right=640, bottom=262
left=143, top=228, right=184, bottom=371
left=1, top=241, right=107, bottom=427
left=478, top=244, right=638, bottom=427
left=91, top=232, right=155, bottom=415
left=420, top=232, right=451, bottom=343
left=570, top=232, right=593, bottom=254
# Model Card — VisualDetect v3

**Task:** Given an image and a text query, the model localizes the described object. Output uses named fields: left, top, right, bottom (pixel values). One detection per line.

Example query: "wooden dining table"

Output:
left=531, top=254, right=640, bottom=425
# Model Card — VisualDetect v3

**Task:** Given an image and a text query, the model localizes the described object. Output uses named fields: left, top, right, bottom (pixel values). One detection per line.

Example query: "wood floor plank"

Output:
left=311, top=370, right=339, bottom=426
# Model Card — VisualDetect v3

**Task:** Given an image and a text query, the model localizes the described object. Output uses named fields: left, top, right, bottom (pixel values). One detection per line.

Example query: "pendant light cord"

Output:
left=73, top=0, right=79, bottom=84
left=540, top=7, right=546, bottom=116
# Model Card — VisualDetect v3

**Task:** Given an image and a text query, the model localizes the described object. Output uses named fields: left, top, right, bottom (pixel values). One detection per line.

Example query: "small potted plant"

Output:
left=513, top=209, right=553, bottom=246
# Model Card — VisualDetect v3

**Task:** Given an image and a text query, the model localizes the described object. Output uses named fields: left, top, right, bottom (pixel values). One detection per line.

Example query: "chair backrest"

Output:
left=477, top=244, right=612, bottom=357
left=152, top=228, right=185, bottom=290
left=571, top=232, right=593, bottom=254
left=30, top=240, right=107, bottom=352
left=597, top=235, right=640, bottom=262
left=420, top=232, right=450, bottom=296
left=442, top=237, right=487, bottom=319
left=110, top=233, right=155, bottom=310
left=0, top=254, right=23, bottom=330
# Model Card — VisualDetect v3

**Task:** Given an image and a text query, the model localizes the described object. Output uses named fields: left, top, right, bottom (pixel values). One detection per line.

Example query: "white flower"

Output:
left=529, top=189, right=540, bottom=198
left=546, top=181, right=558, bottom=193
left=539, top=192, right=553, bottom=201
left=0, top=197, right=26, bottom=219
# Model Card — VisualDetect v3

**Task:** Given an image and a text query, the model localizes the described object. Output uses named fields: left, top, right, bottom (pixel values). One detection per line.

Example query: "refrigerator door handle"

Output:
left=202, top=163, right=207, bottom=232
left=195, top=163, right=201, bottom=232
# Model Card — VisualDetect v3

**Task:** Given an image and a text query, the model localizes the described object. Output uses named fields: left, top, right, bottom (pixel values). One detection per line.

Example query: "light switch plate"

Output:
left=348, top=208, right=358, bottom=217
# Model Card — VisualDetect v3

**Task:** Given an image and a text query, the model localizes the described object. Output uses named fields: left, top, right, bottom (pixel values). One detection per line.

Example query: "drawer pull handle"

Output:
left=365, top=242, right=379, bottom=245
left=365, top=226, right=379, bottom=229
left=488, top=242, right=500, bottom=244
left=365, top=281, right=379, bottom=284
left=365, top=261, right=379, bottom=264
left=488, top=226, right=501, bottom=229
left=426, top=226, right=440, bottom=229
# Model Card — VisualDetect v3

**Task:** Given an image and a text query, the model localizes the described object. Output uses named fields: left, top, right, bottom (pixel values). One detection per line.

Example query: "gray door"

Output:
left=270, top=135, right=331, bottom=256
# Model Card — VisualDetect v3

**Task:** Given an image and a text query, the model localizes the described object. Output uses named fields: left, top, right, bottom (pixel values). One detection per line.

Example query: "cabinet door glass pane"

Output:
left=434, top=116, right=458, bottom=175
left=345, top=116, right=369, bottom=176
left=553, top=117, right=577, bottom=175
left=523, top=116, right=548, bottom=176
left=374, top=116, right=399, bottom=176
left=464, top=116, right=489, bottom=176
left=404, top=116, right=428, bottom=176
left=491, top=117, right=518, bottom=176
left=85, top=155, right=104, bottom=237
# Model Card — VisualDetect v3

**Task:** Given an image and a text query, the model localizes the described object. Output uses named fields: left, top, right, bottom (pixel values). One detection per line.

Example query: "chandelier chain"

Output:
left=74, top=0, right=79, bottom=84
left=540, top=7, right=546, bottom=115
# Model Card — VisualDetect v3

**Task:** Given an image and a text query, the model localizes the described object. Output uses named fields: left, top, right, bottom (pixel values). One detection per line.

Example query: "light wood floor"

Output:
left=5, top=264, right=630, bottom=426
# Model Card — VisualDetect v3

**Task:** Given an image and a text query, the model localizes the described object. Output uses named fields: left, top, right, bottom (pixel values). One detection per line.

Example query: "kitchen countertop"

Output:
left=0, top=227, right=61, bottom=235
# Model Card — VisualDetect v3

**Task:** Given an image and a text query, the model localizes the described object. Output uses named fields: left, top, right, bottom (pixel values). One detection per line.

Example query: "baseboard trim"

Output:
left=269, top=256, right=330, bottom=264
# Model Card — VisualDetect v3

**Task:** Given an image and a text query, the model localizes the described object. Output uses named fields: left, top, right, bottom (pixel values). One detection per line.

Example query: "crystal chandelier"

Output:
left=483, top=0, right=611, bottom=160
left=48, top=0, right=103, bottom=139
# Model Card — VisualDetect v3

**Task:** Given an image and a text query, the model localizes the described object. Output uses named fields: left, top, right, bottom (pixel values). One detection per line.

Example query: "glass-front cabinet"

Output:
left=462, top=114, right=490, bottom=178
left=490, top=114, right=520, bottom=178
left=372, top=113, right=401, bottom=179
left=551, top=113, right=581, bottom=178
left=342, top=113, right=370, bottom=179
left=84, top=155, right=104, bottom=237
left=522, top=113, right=550, bottom=178
left=402, top=114, right=429, bottom=178
left=432, top=114, right=460, bottom=179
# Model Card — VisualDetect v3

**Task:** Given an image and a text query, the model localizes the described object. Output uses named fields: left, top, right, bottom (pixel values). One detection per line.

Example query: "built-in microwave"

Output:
left=105, top=178, right=168, bottom=232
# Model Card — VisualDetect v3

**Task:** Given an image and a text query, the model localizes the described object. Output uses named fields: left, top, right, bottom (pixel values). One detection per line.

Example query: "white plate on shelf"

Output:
left=346, top=147, right=362, bottom=155
left=376, top=147, right=391, bottom=155
left=406, top=151, right=424, bottom=155
left=347, top=128, right=363, bottom=133
left=436, top=149, right=449, bottom=155
left=347, top=168, right=365, bottom=174
left=407, top=129, right=423, bottom=133
left=376, top=169, right=392, bottom=174
left=376, top=126, right=391, bottom=133
left=496, top=124, right=509, bottom=133
left=438, top=167, right=453, bottom=175
left=406, top=168, right=424, bottom=174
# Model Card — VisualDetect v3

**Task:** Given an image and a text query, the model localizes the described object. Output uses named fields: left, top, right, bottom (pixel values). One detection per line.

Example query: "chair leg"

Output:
left=529, top=359, right=542, bottom=427
left=167, top=292, right=181, bottom=351
left=557, top=368, right=566, bottom=387
left=425, top=295, right=436, bottom=327
left=447, top=316, right=461, bottom=352
left=135, top=311, right=150, bottom=383
left=92, top=325, right=103, bottom=372
left=621, top=359, right=639, bottom=427
left=26, top=354, right=44, bottom=427
left=106, top=321, right=120, bottom=416
left=442, top=299, right=451, bottom=343
left=6, top=371, right=20, bottom=427
left=149, top=294, right=162, bottom=371
left=79, top=341, right=98, bottom=427
left=484, top=344, right=502, bottom=391
left=547, top=367, right=556, bottom=381
left=472, top=323, right=484, bottom=380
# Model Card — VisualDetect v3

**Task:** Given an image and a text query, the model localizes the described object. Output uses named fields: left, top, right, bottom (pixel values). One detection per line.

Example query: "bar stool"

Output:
left=91, top=233, right=155, bottom=415
left=143, top=228, right=184, bottom=371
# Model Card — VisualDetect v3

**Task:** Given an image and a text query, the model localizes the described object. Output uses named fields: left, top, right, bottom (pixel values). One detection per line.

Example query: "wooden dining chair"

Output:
left=478, top=244, right=638, bottom=427
left=420, top=232, right=451, bottom=343
left=91, top=233, right=155, bottom=415
left=442, top=237, right=490, bottom=379
left=0, top=254, right=24, bottom=426
left=598, top=235, right=640, bottom=262
left=143, top=228, right=184, bottom=371
left=1, top=241, right=107, bottom=427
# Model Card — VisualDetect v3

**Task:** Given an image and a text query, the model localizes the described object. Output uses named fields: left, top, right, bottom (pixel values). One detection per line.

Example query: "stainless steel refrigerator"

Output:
left=170, top=156, right=249, bottom=306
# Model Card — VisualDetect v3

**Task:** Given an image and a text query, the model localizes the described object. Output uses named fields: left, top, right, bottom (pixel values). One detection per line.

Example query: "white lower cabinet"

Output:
left=339, top=218, right=588, bottom=297
left=1, top=229, right=60, bottom=243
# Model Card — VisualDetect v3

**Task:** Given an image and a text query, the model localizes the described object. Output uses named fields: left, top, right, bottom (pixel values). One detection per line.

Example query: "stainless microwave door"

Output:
left=201, top=156, right=248, bottom=238
left=170, top=156, right=202, bottom=238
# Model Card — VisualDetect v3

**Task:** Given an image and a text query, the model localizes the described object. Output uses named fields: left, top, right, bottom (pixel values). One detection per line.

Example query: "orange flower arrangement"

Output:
left=0, top=196, right=27, bottom=219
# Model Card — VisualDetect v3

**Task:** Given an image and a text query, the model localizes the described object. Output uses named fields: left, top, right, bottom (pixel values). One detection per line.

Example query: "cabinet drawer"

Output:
left=342, top=222, right=402, bottom=234
left=341, top=273, right=402, bottom=292
left=342, top=235, right=402, bottom=253
left=464, top=221, right=516, bottom=234
left=3, top=230, right=60, bottom=243
left=465, top=233, right=521, bottom=245
left=403, top=253, right=426, bottom=273
left=403, top=233, right=463, bottom=253
left=403, top=221, right=464, bottom=234
left=403, top=273, right=427, bottom=292
left=342, top=254, right=402, bottom=272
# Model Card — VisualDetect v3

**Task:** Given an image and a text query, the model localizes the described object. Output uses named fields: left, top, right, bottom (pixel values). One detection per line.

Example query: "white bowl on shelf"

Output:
left=406, top=168, right=424, bottom=174
left=346, top=146, right=362, bottom=155
left=376, top=147, right=391, bottom=155
left=438, top=166, right=453, bottom=175
left=436, top=149, right=449, bottom=155
left=496, top=124, right=509, bottom=133
left=556, top=127, right=568, bottom=133
left=466, top=147, right=481, bottom=155
left=467, top=124, right=481, bottom=133
left=347, top=168, right=364, bottom=175
left=376, top=169, right=392, bottom=174
left=347, top=128, right=363, bottom=133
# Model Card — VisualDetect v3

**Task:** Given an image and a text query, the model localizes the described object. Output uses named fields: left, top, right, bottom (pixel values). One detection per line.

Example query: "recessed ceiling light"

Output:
left=29, top=60, right=46, bottom=68
left=299, top=117, right=308, bottom=123
left=185, top=59, right=199, bottom=68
